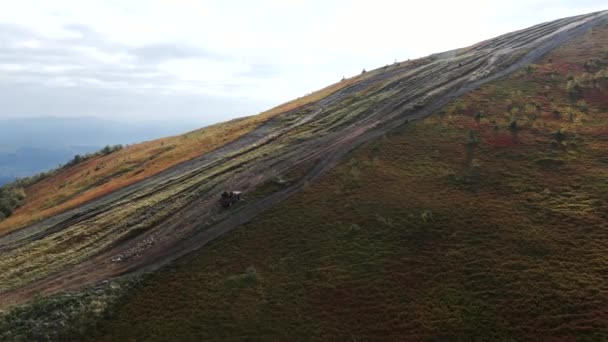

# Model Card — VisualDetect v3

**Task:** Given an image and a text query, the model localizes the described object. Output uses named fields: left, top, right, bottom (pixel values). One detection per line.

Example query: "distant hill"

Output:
left=0, top=117, right=201, bottom=184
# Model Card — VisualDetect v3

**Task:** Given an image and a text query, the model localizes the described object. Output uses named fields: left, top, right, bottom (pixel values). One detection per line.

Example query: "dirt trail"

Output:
left=1, top=11, right=606, bottom=309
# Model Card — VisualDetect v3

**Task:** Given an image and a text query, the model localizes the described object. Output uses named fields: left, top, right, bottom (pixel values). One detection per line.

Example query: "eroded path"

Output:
left=1, top=11, right=606, bottom=308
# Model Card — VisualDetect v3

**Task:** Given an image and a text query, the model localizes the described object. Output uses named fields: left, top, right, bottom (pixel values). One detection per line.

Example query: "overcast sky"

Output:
left=0, top=0, right=606, bottom=126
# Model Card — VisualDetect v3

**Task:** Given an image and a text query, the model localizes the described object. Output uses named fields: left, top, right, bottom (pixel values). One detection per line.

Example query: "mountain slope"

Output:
left=1, top=10, right=608, bottom=341
left=92, top=16, right=608, bottom=340
left=0, top=79, right=356, bottom=233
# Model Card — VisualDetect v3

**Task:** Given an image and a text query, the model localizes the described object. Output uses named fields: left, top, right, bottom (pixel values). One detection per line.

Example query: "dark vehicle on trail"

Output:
left=220, top=191, right=241, bottom=208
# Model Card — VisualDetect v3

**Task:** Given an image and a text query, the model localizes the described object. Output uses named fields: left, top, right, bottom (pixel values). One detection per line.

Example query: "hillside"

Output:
left=1, top=10, right=608, bottom=341
left=0, top=79, right=356, bottom=234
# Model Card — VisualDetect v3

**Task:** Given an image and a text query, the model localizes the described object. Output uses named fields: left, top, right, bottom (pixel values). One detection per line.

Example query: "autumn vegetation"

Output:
left=81, top=22, right=608, bottom=341
left=1, top=17, right=607, bottom=342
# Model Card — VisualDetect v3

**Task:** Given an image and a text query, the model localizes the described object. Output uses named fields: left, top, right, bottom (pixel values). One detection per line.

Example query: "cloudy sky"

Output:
left=0, top=0, right=606, bottom=126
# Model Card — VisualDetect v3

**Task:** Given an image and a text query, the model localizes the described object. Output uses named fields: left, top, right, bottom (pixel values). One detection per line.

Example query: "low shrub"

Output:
left=0, top=278, right=138, bottom=341
left=0, top=185, right=26, bottom=220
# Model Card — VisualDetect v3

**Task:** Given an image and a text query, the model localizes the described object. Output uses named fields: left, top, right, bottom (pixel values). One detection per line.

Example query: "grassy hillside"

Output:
left=89, top=22, right=608, bottom=340
left=0, top=78, right=359, bottom=235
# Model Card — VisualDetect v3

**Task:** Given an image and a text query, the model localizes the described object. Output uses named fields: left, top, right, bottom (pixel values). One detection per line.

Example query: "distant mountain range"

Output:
left=0, top=117, right=201, bottom=185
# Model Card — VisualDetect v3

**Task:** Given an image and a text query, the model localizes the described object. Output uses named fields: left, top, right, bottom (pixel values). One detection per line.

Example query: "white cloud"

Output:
left=0, top=0, right=605, bottom=123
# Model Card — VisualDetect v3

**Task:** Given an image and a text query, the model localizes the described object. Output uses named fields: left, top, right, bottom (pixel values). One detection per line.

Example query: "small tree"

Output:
left=467, top=130, right=479, bottom=146
left=474, top=112, right=483, bottom=124
left=524, top=64, right=536, bottom=75
left=553, top=128, right=567, bottom=143
left=509, top=112, right=519, bottom=131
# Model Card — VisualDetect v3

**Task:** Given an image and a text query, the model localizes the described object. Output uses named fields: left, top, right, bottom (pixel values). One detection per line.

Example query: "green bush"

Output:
left=566, top=79, right=582, bottom=99
left=225, top=266, right=258, bottom=288
left=467, top=130, right=479, bottom=146
left=553, top=128, right=567, bottom=143
left=509, top=115, right=519, bottom=131
left=0, top=278, right=138, bottom=341
left=576, top=100, right=589, bottom=112
left=63, top=144, right=123, bottom=169
left=524, top=64, right=536, bottom=75
left=0, top=185, right=26, bottom=219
